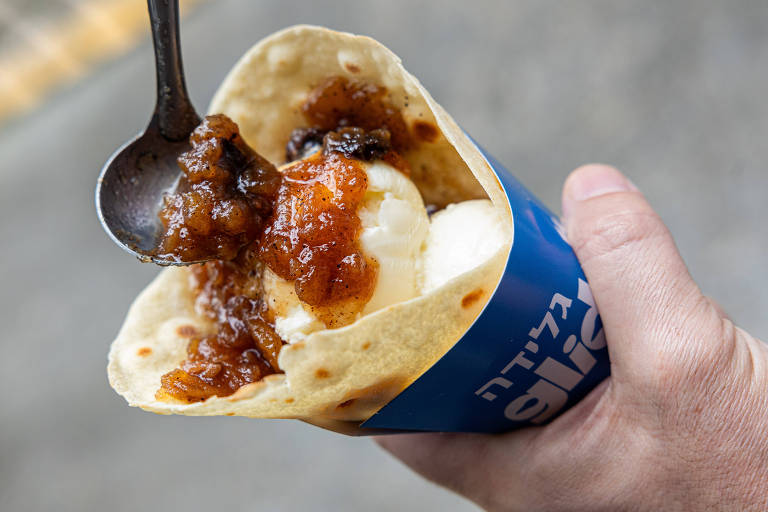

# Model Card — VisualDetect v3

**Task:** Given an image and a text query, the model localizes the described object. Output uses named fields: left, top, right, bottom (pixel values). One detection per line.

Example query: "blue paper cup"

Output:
left=360, top=140, right=611, bottom=433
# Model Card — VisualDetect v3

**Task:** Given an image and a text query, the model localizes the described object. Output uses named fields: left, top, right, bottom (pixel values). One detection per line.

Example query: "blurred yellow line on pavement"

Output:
left=0, top=0, right=203, bottom=127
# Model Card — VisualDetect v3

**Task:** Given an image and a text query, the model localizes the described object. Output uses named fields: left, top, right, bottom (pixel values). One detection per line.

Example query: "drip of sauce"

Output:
left=157, top=251, right=283, bottom=402
left=260, top=151, right=378, bottom=328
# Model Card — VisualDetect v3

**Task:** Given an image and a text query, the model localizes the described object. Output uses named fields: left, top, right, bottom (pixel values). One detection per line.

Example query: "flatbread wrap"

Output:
left=108, top=25, right=514, bottom=423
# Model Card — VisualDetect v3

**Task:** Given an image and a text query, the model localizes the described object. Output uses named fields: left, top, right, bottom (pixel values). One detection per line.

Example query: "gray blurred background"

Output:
left=1, top=1, right=767, bottom=510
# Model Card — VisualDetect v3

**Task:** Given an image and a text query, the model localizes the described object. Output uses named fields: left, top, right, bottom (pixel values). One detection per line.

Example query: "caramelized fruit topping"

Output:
left=156, top=114, right=281, bottom=263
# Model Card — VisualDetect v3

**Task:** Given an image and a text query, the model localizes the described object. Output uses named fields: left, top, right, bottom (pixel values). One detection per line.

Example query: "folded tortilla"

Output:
left=108, top=25, right=513, bottom=422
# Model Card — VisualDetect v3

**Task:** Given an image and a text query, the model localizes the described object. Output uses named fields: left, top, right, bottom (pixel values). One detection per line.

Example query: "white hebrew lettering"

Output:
left=549, top=293, right=572, bottom=319
left=530, top=379, right=568, bottom=424
left=535, top=357, right=583, bottom=390
left=504, top=380, right=568, bottom=423
left=501, top=351, right=534, bottom=374
left=525, top=341, right=539, bottom=353
left=568, top=342, right=598, bottom=374
left=577, top=279, right=607, bottom=350
left=563, top=334, right=577, bottom=353
left=474, top=377, right=513, bottom=401
left=529, top=312, right=560, bottom=340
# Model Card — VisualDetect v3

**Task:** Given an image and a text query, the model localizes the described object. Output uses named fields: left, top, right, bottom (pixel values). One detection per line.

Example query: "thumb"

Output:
left=562, top=164, right=719, bottom=380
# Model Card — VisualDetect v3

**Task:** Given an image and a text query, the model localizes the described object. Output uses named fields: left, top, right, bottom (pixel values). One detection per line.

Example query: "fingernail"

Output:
left=563, top=164, right=636, bottom=218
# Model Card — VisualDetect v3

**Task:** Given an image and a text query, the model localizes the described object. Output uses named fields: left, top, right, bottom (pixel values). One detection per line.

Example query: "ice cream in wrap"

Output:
left=108, top=25, right=515, bottom=423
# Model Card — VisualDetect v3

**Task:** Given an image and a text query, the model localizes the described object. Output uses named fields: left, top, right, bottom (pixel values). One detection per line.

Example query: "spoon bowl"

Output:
left=96, top=0, right=201, bottom=265
left=96, top=122, right=195, bottom=264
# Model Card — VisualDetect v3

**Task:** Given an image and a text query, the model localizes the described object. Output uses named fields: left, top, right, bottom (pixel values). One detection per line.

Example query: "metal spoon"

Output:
left=96, top=0, right=201, bottom=265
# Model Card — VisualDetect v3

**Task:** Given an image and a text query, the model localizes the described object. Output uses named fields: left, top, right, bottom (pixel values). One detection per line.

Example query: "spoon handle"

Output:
left=147, top=0, right=200, bottom=141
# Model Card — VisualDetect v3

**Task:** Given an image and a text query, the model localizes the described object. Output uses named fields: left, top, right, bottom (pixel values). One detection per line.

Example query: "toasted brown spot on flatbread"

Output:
left=176, top=325, right=198, bottom=337
left=345, top=62, right=361, bottom=73
left=413, top=120, right=439, bottom=143
left=315, top=368, right=331, bottom=379
left=325, top=377, right=406, bottom=418
left=291, top=341, right=305, bottom=350
left=361, top=341, right=371, bottom=350
left=225, top=412, right=235, bottom=416
left=336, top=399, right=356, bottom=409
left=137, top=347, right=152, bottom=356
left=285, top=398, right=294, bottom=403
left=461, top=288, right=484, bottom=308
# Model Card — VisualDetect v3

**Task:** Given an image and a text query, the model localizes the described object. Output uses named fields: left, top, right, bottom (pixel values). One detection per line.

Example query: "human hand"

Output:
left=376, top=164, right=768, bottom=511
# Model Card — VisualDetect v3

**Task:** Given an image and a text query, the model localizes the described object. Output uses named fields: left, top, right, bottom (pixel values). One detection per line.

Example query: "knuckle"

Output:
left=661, top=296, right=731, bottom=383
left=643, top=295, right=736, bottom=408
left=570, top=204, right=666, bottom=267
